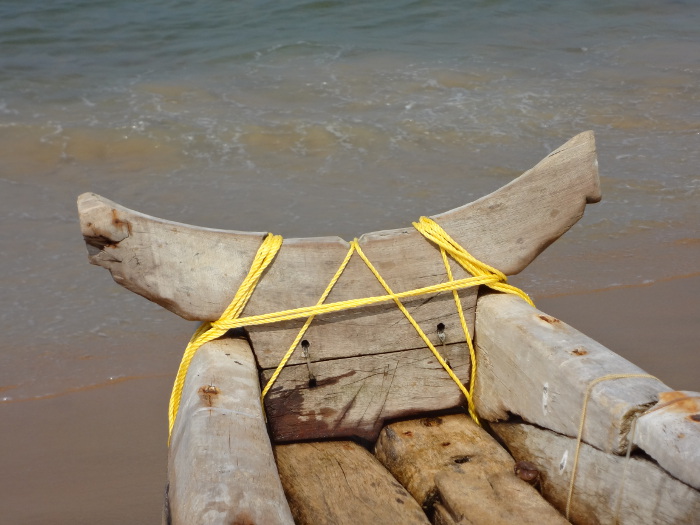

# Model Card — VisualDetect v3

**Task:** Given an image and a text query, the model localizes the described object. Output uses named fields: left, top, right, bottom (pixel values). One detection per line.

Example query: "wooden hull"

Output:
left=76, top=131, right=699, bottom=524
left=162, top=298, right=699, bottom=525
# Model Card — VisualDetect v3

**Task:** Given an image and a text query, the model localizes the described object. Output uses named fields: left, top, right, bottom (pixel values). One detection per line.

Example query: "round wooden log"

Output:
left=491, top=421, right=700, bottom=525
left=275, top=441, right=430, bottom=525
left=374, top=414, right=568, bottom=524
left=474, top=293, right=668, bottom=454
left=166, top=337, right=294, bottom=525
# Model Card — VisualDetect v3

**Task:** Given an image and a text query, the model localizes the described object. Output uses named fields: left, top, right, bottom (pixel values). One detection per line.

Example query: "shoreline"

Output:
left=1, top=275, right=697, bottom=523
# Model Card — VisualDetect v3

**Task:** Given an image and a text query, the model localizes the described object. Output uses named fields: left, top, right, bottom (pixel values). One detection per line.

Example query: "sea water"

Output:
left=1, top=0, right=698, bottom=401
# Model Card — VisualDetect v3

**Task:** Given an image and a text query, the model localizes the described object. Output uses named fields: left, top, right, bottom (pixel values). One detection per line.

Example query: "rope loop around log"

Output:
left=168, top=217, right=534, bottom=442
left=565, top=372, right=659, bottom=521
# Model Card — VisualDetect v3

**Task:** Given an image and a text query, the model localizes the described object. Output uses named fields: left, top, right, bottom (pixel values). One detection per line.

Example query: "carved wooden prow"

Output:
left=78, top=131, right=600, bottom=442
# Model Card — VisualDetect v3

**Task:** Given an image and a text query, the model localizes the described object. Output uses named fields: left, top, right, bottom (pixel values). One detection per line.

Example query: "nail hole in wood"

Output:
left=437, top=323, right=446, bottom=344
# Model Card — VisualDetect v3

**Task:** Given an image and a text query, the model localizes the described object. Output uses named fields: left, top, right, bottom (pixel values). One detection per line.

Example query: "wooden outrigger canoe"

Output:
left=77, top=131, right=699, bottom=524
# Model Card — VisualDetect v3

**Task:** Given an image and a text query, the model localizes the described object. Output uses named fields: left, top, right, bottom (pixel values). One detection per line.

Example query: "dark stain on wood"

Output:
left=538, top=314, right=560, bottom=324
left=689, top=414, right=700, bottom=422
left=111, top=208, right=132, bottom=234
left=231, top=513, right=255, bottom=525
left=422, top=417, right=443, bottom=427
left=514, top=460, right=540, bottom=482
left=199, top=384, right=220, bottom=407
left=452, top=455, right=471, bottom=464
left=313, top=369, right=357, bottom=388
left=83, top=233, right=119, bottom=250
left=656, top=391, right=700, bottom=414
left=570, top=347, right=588, bottom=356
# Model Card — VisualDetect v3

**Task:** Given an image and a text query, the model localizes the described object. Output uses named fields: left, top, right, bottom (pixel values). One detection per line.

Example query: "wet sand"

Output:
left=0, top=375, right=172, bottom=524
left=0, top=275, right=697, bottom=523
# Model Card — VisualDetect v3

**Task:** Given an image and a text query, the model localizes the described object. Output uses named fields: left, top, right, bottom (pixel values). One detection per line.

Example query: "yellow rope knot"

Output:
left=168, top=217, right=533, bottom=441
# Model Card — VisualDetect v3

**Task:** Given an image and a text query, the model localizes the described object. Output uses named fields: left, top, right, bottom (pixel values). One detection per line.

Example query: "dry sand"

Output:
left=1, top=275, right=697, bottom=523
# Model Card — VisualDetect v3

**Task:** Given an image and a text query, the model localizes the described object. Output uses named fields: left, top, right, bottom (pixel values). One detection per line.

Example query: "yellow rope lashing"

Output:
left=413, top=217, right=533, bottom=306
left=259, top=242, right=356, bottom=404
left=167, top=233, right=283, bottom=441
left=354, top=240, right=480, bottom=424
left=168, top=216, right=534, bottom=440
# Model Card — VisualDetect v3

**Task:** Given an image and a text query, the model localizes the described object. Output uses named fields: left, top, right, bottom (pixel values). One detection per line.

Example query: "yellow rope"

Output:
left=353, top=241, right=480, bottom=424
left=167, top=233, right=283, bottom=442
left=205, top=273, right=500, bottom=331
left=439, top=239, right=479, bottom=423
left=565, top=373, right=658, bottom=519
left=413, top=217, right=534, bottom=306
left=259, top=242, right=357, bottom=406
left=168, top=217, right=533, bottom=440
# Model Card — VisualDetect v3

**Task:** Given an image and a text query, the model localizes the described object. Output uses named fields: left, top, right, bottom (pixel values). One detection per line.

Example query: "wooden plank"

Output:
left=274, top=441, right=430, bottom=525
left=634, top=390, right=700, bottom=490
left=166, top=337, right=294, bottom=525
left=491, top=421, right=700, bottom=525
left=474, top=293, right=668, bottom=454
left=262, top=342, right=471, bottom=443
left=374, top=414, right=567, bottom=524
left=77, top=131, right=599, bottom=370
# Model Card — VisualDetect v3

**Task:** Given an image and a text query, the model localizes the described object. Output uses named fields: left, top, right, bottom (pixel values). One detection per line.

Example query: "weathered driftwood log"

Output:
left=634, top=390, right=700, bottom=490
left=78, top=131, right=600, bottom=442
left=374, top=414, right=567, bottom=524
left=474, top=293, right=668, bottom=454
left=166, top=337, right=294, bottom=525
left=491, top=421, right=700, bottom=525
left=275, top=441, right=430, bottom=525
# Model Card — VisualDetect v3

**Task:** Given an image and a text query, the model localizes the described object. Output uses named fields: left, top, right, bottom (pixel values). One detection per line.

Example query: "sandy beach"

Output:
left=1, top=275, right=697, bottom=524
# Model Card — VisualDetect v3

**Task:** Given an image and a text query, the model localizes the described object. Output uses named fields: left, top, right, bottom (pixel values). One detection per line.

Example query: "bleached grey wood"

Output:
left=474, top=293, right=668, bottom=454
left=261, top=342, right=471, bottom=442
left=167, top=338, right=294, bottom=525
left=275, top=441, right=430, bottom=525
left=78, top=132, right=602, bottom=445
left=491, top=421, right=700, bottom=525
left=77, top=131, right=599, bottom=371
left=634, top=390, right=700, bottom=490
left=374, top=414, right=567, bottom=524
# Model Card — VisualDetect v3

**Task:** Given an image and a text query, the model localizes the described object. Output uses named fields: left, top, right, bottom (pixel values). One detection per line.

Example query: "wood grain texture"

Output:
left=275, top=441, right=430, bottom=525
left=77, top=131, right=599, bottom=369
left=166, top=338, right=294, bottom=525
left=261, top=342, right=471, bottom=443
left=474, top=293, right=668, bottom=454
left=374, top=414, right=567, bottom=524
left=634, top=390, right=700, bottom=490
left=491, top=421, right=700, bottom=525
